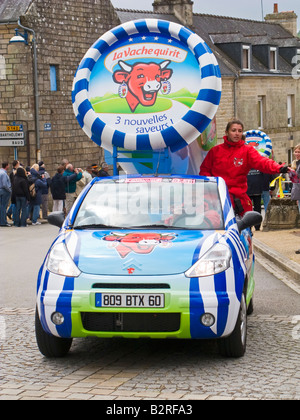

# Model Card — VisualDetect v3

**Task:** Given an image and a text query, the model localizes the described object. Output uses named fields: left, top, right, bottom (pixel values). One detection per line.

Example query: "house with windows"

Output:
left=0, top=0, right=299, bottom=172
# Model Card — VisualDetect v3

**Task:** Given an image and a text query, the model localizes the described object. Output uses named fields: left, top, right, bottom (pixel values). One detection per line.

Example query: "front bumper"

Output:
left=37, top=269, right=242, bottom=340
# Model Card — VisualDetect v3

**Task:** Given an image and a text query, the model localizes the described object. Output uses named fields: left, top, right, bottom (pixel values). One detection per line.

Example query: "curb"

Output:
left=253, top=238, right=300, bottom=284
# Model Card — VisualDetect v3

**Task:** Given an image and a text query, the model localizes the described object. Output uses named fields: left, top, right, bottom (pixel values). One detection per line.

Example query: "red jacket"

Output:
left=200, top=136, right=283, bottom=212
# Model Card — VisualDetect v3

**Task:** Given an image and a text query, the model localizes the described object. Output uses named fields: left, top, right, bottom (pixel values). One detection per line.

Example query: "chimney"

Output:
left=153, top=0, right=194, bottom=28
left=265, top=3, right=298, bottom=37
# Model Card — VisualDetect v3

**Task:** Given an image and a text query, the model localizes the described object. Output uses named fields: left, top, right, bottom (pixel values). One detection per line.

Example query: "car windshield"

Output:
left=73, top=177, right=224, bottom=230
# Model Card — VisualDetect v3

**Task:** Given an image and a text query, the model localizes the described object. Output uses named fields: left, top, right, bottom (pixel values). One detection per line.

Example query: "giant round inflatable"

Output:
left=72, top=19, right=222, bottom=153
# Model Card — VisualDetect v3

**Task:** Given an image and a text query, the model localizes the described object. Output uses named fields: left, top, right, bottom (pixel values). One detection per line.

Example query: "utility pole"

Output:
left=261, top=0, right=264, bottom=21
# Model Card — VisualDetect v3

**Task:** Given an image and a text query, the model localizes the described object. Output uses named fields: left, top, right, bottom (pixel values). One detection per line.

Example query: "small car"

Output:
left=35, top=175, right=262, bottom=358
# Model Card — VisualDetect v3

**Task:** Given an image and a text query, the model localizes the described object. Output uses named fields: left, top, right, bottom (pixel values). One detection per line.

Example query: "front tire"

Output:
left=218, top=292, right=247, bottom=358
left=35, top=308, right=73, bottom=358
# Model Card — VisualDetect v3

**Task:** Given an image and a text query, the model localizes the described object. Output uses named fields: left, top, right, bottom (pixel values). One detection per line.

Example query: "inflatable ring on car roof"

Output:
left=72, top=19, right=222, bottom=153
left=244, top=130, right=272, bottom=158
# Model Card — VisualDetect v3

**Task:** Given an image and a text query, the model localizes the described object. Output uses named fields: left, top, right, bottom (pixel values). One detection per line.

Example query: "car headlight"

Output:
left=47, top=242, right=81, bottom=277
left=185, top=243, right=231, bottom=278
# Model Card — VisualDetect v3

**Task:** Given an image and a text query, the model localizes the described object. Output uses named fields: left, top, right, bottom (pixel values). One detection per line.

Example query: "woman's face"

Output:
left=226, top=124, right=244, bottom=143
left=294, top=148, right=300, bottom=160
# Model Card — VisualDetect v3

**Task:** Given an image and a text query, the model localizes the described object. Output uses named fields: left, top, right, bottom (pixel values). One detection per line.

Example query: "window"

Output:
left=288, top=149, right=293, bottom=165
left=270, top=47, right=277, bottom=71
left=0, top=55, right=6, bottom=80
left=242, top=46, right=251, bottom=70
left=257, top=96, right=265, bottom=129
left=287, top=95, right=295, bottom=127
left=50, top=65, right=59, bottom=91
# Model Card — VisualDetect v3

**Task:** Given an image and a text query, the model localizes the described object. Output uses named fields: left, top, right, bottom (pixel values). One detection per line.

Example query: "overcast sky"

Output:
left=110, top=0, right=300, bottom=29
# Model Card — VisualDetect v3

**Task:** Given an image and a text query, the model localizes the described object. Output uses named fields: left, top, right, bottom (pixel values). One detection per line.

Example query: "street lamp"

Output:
left=9, top=28, right=28, bottom=45
left=8, top=21, right=41, bottom=162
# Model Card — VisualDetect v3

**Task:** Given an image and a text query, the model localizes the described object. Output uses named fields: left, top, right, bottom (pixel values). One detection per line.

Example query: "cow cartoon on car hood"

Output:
left=113, top=60, right=173, bottom=112
left=103, top=231, right=177, bottom=258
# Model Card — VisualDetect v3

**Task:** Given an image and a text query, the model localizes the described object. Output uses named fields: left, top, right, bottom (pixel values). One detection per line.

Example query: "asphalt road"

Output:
left=1, top=223, right=299, bottom=400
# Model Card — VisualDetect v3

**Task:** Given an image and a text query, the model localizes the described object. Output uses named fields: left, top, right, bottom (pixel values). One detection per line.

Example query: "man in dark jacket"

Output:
left=247, top=169, right=264, bottom=231
left=14, top=167, right=30, bottom=227
left=50, top=165, right=78, bottom=212
left=28, top=164, right=47, bottom=225
left=38, top=161, right=51, bottom=220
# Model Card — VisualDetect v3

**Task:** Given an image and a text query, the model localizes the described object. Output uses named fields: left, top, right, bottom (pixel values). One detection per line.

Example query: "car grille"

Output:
left=92, top=283, right=170, bottom=289
left=81, top=312, right=180, bottom=333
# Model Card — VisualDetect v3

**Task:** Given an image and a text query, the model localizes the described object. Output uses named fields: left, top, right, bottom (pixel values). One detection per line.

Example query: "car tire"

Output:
left=247, top=297, right=254, bottom=315
left=35, top=308, right=73, bottom=358
left=218, top=292, right=247, bottom=358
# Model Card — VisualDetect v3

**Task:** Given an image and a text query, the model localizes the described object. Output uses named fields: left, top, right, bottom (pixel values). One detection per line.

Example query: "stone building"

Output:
left=0, top=0, right=119, bottom=171
left=0, top=0, right=299, bottom=174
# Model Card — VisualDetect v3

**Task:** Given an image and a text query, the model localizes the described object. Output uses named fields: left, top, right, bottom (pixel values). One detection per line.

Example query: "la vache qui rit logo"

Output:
left=109, top=42, right=187, bottom=112
left=89, top=38, right=194, bottom=115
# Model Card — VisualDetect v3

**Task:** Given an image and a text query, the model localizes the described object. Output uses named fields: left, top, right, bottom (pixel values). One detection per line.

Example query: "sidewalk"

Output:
left=253, top=228, right=300, bottom=284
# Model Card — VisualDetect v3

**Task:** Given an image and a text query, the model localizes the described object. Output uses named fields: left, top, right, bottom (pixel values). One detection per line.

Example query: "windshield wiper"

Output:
left=73, top=224, right=125, bottom=230
left=129, top=224, right=182, bottom=230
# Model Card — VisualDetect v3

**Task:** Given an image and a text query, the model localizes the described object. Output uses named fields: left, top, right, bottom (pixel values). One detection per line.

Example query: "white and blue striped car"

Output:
left=35, top=175, right=261, bottom=358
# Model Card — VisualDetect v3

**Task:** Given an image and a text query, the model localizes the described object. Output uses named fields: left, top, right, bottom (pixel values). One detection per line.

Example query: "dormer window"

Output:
left=242, top=45, right=251, bottom=70
left=270, top=47, right=278, bottom=71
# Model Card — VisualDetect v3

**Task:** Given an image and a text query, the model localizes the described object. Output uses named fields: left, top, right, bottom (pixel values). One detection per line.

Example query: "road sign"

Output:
left=6, top=125, right=23, bottom=131
left=0, top=139, right=25, bottom=146
left=0, top=131, right=25, bottom=146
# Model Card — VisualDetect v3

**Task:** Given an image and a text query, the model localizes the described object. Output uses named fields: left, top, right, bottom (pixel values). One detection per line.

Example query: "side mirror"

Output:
left=237, top=211, right=263, bottom=233
left=48, top=211, right=65, bottom=228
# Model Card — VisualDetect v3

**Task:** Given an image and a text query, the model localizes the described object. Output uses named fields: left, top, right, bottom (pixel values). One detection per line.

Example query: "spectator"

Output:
left=91, top=164, right=99, bottom=178
left=14, top=167, right=30, bottom=227
left=38, top=161, right=51, bottom=220
left=75, top=166, right=93, bottom=197
left=0, top=161, right=12, bottom=227
left=28, top=163, right=47, bottom=225
left=7, top=160, right=20, bottom=221
left=247, top=169, right=264, bottom=230
left=63, top=163, right=83, bottom=214
left=50, top=165, right=78, bottom=212
left=262, top=173, right=276, bottom=212
left=291, top=144, right=300, bottom=213
left=98, top=162, right=110, bottom=177
left=61, top=158, right=69, bottom=170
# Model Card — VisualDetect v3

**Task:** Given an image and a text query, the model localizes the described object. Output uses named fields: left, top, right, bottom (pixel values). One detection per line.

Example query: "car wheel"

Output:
left=218, top=292, right=247, bottom=358
left=35, top=308, right=73, bottom=358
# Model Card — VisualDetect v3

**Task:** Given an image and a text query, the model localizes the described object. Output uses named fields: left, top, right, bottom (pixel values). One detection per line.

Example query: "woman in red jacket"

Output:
left=200, top=119, right=289, bottom=215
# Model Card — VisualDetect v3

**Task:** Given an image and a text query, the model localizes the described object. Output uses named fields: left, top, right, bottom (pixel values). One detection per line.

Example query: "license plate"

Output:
left=95, top=293, right=165, bottom=308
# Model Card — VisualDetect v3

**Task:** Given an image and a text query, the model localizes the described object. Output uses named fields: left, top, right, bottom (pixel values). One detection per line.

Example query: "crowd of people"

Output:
left=1, top=119, right=300, bottom=228
left=0, top=159, right=110, bottom=227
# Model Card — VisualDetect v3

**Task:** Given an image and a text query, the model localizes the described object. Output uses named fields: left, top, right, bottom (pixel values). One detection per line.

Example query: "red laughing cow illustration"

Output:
left=113, top=60, right=173, bottom=112
left=103, top=232, right=176, bottom=258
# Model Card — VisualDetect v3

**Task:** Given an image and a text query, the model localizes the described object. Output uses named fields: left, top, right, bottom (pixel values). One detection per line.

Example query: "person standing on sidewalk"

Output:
left=63, top=163, right=83, bottom=214
left=0, top=161, right=12, bottom=227
left=50, top=165, right=79, bottom=212
left=28, top=164, right=47, bottom=225
left=247, top=169, right=264, bottom=230
left=7, top=160, right=20, bottom=222
left=14, top=167, right=30, bottom=227
left=291, top=144, right=300, bottom=213
left=38, top=161, right=51, bottom=220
